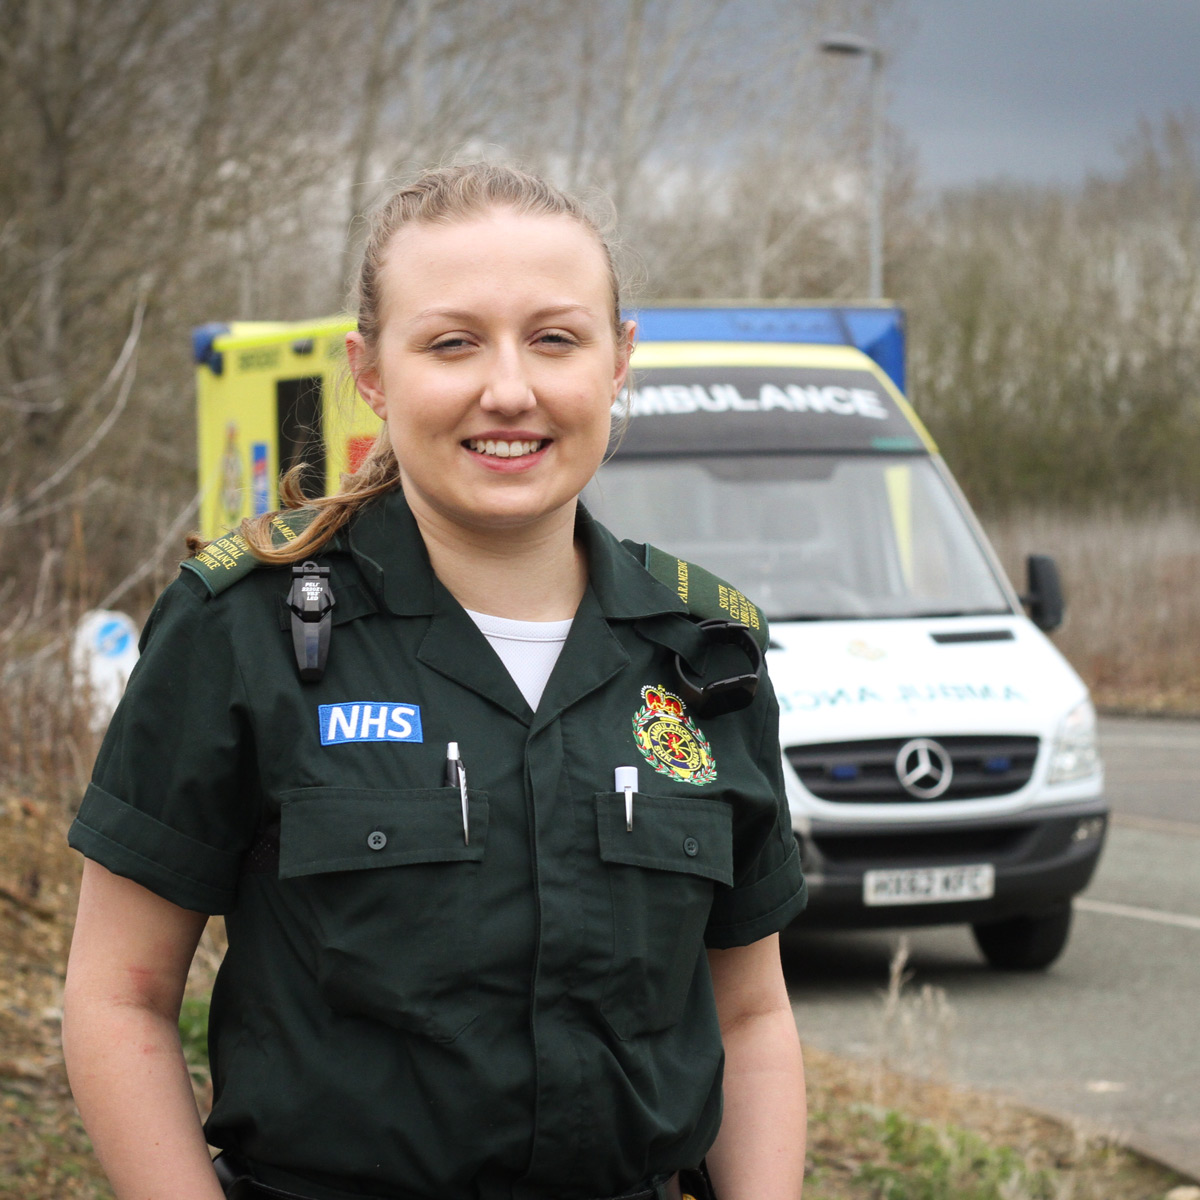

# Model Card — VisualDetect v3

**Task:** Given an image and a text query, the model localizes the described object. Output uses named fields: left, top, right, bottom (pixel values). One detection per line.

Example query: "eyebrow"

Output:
left=407, top=303, right=596, bottom=326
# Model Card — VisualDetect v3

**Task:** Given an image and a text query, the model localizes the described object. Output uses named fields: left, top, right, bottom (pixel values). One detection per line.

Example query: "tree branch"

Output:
left=0, top=291, right=147, bottom=526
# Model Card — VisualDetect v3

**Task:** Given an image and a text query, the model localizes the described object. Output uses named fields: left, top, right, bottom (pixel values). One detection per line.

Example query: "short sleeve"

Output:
left=704, top=674, right=807, bottom=948
left=67, top=572, right=260, bottom=913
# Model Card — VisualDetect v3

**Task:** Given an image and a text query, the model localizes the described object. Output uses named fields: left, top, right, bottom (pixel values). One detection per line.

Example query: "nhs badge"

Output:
left=319, top=702, right=423, bottom=746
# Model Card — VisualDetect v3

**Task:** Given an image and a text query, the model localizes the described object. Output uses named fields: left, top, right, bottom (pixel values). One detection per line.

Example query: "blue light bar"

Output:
left=630, top=305, right=906, bottom=392
left=192, top=322, right=230, bottom=375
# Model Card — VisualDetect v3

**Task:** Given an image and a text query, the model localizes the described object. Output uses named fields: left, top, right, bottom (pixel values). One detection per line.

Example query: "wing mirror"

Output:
left=1021, top=554, right=1064, bottom=632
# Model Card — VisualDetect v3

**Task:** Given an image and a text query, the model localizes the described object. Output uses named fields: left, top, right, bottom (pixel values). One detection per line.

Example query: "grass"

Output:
left=0, top=786, right=112, bottom=1199
left=178, top=996, right=213, bottom=1090
left=802, top=1043, right=1189, bottom=1199
left=799, top=941, right=1189, bottom=1199
left=865, top=1113, right=1043, bottom=1198
left=831, top=1108, right=1054, bottom=1199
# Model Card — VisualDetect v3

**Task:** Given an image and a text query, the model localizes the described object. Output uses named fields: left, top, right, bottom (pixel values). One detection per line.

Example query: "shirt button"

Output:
left=367, top=830, right=387, bottom=851
left=683, top=836, right=700, bottom=857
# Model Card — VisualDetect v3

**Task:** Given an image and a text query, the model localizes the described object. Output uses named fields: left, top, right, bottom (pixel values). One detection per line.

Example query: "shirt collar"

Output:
left=345, top=486, right=687, bottom=622
left=345, top=488, right=436, bottom=615
left=574, top=502, right=689, bottom=621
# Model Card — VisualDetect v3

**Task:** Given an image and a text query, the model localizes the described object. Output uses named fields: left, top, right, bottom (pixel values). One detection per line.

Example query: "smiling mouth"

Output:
left=464, top=438, right=550, bottom=459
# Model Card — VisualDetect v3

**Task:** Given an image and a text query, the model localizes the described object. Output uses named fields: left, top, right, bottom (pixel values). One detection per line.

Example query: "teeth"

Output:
left=467, top=439, right=544, bottom=458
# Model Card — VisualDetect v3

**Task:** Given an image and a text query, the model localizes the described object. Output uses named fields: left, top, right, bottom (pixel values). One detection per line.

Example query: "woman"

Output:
left=62, top=164, right=808, bottom=1200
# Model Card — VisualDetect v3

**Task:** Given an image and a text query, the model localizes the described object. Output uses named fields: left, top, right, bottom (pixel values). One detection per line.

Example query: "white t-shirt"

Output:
left=465, top=609, right=573, bottom=711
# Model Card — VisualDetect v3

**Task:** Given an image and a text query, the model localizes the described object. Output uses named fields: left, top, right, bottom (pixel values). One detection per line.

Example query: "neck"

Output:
left=407, top=496, right=587, bottom=621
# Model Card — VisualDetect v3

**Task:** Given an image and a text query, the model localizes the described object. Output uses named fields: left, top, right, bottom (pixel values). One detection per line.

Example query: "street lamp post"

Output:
left=820, top=33, right=885, bottom=300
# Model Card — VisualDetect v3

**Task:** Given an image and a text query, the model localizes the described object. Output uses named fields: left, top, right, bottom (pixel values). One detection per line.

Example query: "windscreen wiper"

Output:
left=770, top=608, right=1013, bottom=623
left=769, top=613, right=869, bottom=623
left=909, top=608, right=1013, bottom=619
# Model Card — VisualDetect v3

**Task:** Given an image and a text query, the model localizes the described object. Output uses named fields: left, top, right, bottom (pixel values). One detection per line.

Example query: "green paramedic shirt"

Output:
left=69, top=488, right=807, bottom=1200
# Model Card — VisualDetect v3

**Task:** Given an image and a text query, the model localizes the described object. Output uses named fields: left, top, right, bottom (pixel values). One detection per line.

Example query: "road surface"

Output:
left=784, top=715, right=1200, bottom=1179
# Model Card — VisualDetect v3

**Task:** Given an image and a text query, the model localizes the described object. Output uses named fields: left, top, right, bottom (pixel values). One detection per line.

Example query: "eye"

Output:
left=536, top=330, right=579, bottom=350
left=428, top=335, right=473, bottom=353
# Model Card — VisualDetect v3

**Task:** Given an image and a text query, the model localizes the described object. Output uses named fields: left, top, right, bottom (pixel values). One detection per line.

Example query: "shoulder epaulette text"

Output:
left=635, top=541, right=768, bottom=651
left=181, top=509, right=315, bottom=597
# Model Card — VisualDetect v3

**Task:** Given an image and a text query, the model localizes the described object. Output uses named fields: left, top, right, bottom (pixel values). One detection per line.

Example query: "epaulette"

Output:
left=181, top=509, right=316, bottom=597
left=624, top=539, right=768, bottom=653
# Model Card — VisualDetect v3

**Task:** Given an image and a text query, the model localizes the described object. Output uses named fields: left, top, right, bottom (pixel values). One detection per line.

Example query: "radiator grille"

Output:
left=786, top=736, right=1039, bottom=802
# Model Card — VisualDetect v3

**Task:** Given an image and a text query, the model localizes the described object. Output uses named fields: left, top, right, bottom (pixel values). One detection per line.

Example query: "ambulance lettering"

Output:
left=897, top=683, right=1026, bottom=704
left=319, top=702, right=424, bottom=745
left=779, top=687, right=885, bottom=713
left=627, top=382, right=890, bottom=418
left=778, top=683, right=1025, bottom=713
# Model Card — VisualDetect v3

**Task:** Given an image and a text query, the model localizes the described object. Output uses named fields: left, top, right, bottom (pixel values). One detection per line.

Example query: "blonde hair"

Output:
left=187, top=163, right=626, bottom=565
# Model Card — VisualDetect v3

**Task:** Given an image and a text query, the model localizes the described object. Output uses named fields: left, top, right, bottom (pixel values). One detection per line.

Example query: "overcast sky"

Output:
left=887, top=0, right=1200, bottom=189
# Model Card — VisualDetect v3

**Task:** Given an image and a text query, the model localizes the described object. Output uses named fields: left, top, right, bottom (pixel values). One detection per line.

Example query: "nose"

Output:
left=479, top=341, right=536, bottom=415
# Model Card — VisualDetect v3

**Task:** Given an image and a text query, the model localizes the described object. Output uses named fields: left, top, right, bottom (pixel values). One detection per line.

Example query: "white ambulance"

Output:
left=585, top=304, right=1107, bottom=970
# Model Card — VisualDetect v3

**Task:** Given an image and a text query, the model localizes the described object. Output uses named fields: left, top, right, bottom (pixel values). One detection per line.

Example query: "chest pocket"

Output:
left=595, top=792, right=733, bottom=1040
left=278, top=786, right=487, bottom=1044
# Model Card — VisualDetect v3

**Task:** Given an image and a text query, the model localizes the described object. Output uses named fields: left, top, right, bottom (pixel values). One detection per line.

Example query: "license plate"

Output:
left=863, top=863, right=995, bottom=907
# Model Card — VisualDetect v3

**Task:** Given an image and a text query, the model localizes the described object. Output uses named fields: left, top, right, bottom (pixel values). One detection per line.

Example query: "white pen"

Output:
left=445, top=741, right=469, bottom=844
left=614, top=766, right=639, bottom=832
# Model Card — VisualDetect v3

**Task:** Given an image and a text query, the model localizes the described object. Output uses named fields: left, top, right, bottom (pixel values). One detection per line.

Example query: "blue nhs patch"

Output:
left=319, top=702, right=423, bottom=746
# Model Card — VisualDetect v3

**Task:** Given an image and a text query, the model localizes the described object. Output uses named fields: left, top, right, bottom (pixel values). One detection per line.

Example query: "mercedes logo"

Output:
left=895, top=738, right=954, bottom=799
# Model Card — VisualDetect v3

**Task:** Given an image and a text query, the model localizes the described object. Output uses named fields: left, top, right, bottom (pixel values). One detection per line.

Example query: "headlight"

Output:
left=1047, top=698, right=1100, bottom=784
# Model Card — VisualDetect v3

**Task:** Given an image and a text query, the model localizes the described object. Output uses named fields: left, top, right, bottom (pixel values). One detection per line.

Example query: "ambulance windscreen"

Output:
left=613, top=366, right=923, bottom=456
left=585, top=454, right=1011, bottom=621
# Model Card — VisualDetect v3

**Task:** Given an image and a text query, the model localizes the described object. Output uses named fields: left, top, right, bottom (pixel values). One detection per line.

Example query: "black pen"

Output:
left=445, top=741, right=469, bottom=845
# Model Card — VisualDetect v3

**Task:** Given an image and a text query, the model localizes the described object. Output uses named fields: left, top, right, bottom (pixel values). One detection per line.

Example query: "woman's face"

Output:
left=348, top=208, right=633, bottom=537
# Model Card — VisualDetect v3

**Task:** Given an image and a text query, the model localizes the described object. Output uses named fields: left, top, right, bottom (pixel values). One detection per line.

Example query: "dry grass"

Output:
left=804, top=1042, right=1187, bottom=1199
left=0, top=788, right=107, bottom=1198
left=801, top=941, right=1189, bottom=1197
left=0, top=641, right=102, bottom=809
left=985, top=507, right=1200, bottom=713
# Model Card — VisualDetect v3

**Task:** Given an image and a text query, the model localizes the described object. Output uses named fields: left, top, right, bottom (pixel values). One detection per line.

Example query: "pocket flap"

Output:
left=279, top=787, right=486, bottom=878
left=595, top=792, right=733, bottom=886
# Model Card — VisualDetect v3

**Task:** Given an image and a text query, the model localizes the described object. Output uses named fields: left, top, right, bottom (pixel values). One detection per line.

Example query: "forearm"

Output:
left=63, top=998, right=224, bottom=1200
left=705, top=1007, right=806, bottom=1200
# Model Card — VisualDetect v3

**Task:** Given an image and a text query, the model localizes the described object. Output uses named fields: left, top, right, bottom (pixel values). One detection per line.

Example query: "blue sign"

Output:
left=319, top=702, right=423, bottom=745
left=95, top=619, right=132, bottom=658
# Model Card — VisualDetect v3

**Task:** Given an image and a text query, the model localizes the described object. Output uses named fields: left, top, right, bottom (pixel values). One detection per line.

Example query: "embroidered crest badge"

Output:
left=632, top=685, right=717, bottom=786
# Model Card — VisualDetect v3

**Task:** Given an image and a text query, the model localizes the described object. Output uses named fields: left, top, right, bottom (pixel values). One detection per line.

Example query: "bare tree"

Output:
left=898, top=113, right=1200, bottom=513
left=0, top=0, right=345, bottom=597
left=0, top=0, right=912, bottom=614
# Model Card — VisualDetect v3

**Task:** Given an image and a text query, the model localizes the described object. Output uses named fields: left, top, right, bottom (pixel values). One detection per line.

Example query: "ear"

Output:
left=613, top=320, right=637, bottom=395
left=346, top=331, right=387, bottom=420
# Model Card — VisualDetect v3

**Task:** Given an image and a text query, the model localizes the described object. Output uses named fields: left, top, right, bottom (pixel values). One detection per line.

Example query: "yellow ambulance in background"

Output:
left=192, top=318, right=374, bottom=540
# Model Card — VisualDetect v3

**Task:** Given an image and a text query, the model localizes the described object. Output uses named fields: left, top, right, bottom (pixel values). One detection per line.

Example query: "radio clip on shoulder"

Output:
left=674, top=618, right=763, bottom=718
left=288, top=560, right=334, bottom=682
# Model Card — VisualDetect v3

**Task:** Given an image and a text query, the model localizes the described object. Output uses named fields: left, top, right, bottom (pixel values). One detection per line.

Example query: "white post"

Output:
left=820, top=35, right=887, bottom=300
left=868, top=48, right=885, bottom=300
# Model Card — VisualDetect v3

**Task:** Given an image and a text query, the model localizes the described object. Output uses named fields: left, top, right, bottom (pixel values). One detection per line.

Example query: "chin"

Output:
left=467, top=500, right=572, bottom=530
left=425, top=487, right=572, bottom=533
left=403, top=466, right=590, bottom=534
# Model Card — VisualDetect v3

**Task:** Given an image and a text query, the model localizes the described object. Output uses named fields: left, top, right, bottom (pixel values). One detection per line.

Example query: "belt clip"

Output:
left=674, top=618, right=763, bottom=718
left=288, top=560, right=334, bottom=683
